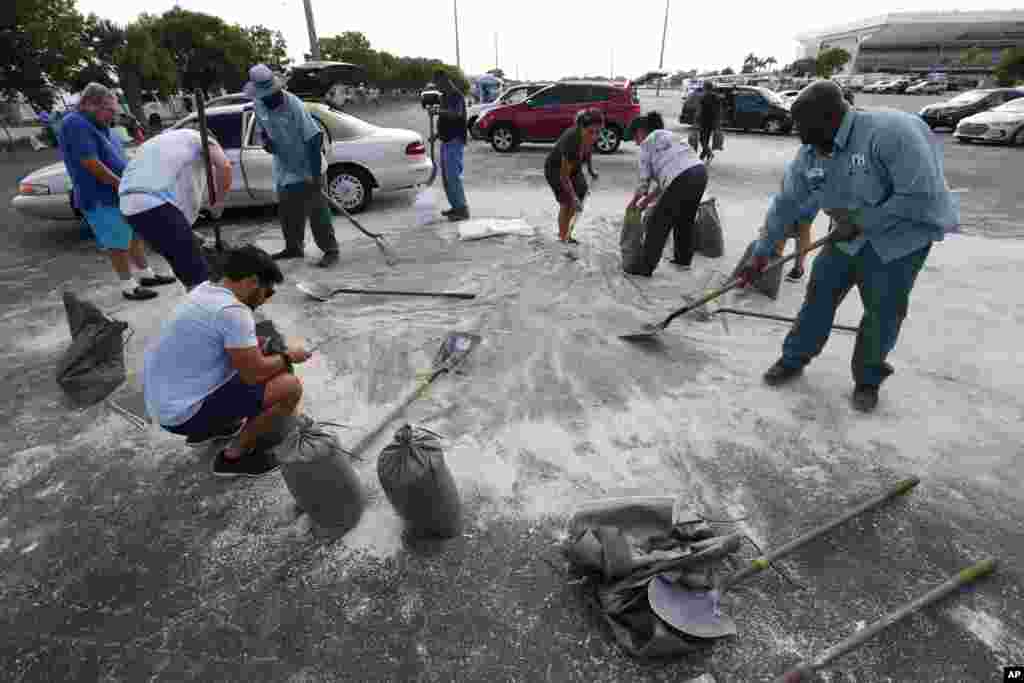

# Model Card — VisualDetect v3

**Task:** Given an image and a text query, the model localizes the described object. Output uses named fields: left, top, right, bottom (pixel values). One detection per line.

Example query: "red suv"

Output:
left=475, top=80, right=642, bottom=154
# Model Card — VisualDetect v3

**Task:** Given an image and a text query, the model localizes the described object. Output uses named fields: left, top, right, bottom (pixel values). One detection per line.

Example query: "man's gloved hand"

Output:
left=737, top=254, right=770, bottom=287
left=826, top=209, right=863, bottom=242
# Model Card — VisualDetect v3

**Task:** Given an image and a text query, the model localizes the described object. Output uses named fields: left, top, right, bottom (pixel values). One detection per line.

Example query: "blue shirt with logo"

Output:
left=252, top=92, right=322, bottom=190
left=756, top=109, right=960, bottom=264
left=59, top=111, right=127, bottom=211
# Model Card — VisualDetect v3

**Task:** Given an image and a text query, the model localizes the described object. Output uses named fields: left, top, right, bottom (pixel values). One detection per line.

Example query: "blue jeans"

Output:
left=440, top=140, right=467, bottom=211
left=781, top=241, right=931, bottom=386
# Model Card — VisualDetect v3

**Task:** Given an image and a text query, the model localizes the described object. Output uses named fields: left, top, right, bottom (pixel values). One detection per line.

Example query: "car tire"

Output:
left=595, top=125, right=622, bottom=154
left=327, top=165, right=374, bottom=214
left=1013, top=127, right=1024, bottom=147
left=148, top=113, right=161, bottom=129
left=490, top=124, right=520, bottom=153
left=763, top=117, right=785, bottom=134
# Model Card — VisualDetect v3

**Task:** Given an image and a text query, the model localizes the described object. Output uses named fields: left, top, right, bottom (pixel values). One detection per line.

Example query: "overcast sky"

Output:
left=77, top=0, right=1023, bottom=81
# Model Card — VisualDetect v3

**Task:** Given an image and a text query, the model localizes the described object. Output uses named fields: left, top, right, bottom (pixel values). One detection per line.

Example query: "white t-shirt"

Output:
left=636, top=129, right=703, bottom=195
left=143, top=282, right=258, bottom=426
left=120, top=129, right=208, bottom=225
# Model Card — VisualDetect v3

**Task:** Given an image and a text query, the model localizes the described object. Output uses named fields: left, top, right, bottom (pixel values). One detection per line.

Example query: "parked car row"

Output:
left=920, top=88, right=1024, bottom=132
left=13, top=101, right=433, bottom=221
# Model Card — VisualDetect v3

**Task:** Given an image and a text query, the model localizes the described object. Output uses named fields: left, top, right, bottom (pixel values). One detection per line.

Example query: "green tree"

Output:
left=763, top=56, right=777, bottom=72
left=116, top=19, right=178, bottom=121
left=243, top=25, right=291, bottom=72
left=815, top=47, right=851, bottom=77
left=994, top=47, right=1024, bottom=86
left=961, top=46, right=990, bottom=67
left=319, top=31, right=374, bottom=64
left=148, top=8, right=251, bottom=95
left=742, top=53, right=759, bottom=74
left=1, top=0, right=88, bottom=112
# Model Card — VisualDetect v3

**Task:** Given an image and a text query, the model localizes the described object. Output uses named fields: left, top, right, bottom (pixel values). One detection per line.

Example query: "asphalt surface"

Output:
left=1, top=92, right=1021, bottom=683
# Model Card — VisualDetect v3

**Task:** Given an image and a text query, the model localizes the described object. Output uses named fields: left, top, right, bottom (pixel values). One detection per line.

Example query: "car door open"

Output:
left=240, top=111, right=276, bottom=201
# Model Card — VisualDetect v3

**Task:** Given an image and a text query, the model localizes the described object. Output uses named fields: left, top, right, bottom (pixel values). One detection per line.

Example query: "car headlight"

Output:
left=18, top=182, right=50, bottom=196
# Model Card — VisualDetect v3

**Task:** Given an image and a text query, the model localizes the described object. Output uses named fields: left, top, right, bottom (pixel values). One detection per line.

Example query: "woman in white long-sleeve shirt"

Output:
left=625, top=112, right=707, bottom=276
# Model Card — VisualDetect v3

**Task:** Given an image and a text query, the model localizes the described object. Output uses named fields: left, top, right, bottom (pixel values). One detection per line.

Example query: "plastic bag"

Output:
left=378, top=424, right=462, bottom=538
left=457, top=218, right=535, bottom=241
left=694, top=197, right=724, bottom=259
left=278, top=415, right=366, bottom=533
left=56, top=291, right=130, bottom=406
left=413, top=187, right=442, bottom=227
left=620, top=207, right=647, bottom=274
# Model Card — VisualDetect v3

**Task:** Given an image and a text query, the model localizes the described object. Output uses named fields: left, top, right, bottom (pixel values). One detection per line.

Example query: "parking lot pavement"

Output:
left=2, top=95, right=1023, bottom=682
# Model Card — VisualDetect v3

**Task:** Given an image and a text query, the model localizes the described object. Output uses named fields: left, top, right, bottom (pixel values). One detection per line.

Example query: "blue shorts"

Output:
left=163, top=374, right=266, bottom=439
left=83, top=205, right=134, bottom=250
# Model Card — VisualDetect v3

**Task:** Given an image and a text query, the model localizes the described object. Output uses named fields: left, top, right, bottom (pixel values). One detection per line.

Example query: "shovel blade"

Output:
left=648, top=575, right=738, bottom=639
left=296, top=281, right=334, bottom=302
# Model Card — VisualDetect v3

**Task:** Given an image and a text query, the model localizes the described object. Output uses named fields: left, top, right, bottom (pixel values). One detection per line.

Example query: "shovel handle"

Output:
left=713, top=308, right=859, bottom=334
left=776, top=558, right=996, bottom=683
left=661, top=233, right=835, bottom=330
left=724, top=477, right=919, bottom=590
left=328, top=287, right=475, bottom=299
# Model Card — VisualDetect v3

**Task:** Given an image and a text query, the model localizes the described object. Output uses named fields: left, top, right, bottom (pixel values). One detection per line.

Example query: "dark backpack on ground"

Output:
left=56, top=291, right=131, bottom=406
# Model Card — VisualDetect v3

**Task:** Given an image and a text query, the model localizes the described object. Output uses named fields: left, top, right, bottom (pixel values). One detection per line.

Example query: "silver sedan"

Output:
left=12, top=102, right=433, bottom=220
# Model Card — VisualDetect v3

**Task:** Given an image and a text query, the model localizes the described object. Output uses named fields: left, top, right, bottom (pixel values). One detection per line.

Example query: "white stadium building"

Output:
left=795, top=10, right=1024, bottom=75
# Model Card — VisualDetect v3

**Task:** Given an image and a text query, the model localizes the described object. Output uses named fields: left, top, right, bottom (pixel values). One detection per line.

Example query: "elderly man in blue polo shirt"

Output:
left=739, top=80, right=959, bottom=413
left=245, top=64, right=340, bottom=268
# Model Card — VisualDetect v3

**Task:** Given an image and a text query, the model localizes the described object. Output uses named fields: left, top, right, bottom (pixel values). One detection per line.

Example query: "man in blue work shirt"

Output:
left=739, top=80, right=959, bottom=413
left=245, top=64, right=340, bottom=268
left=60, top=83, right=176, bottom=300
left=434, top=69, right=470, bottom=222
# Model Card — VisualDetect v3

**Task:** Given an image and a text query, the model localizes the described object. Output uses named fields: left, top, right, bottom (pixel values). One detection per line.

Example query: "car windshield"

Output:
left=500, top=88, right=531, bottom=105
left=993, top=98, right=1024, bottom=112
left=758, top=88, right=785, bottom=106
left=948, top=91, right=987, bottom=105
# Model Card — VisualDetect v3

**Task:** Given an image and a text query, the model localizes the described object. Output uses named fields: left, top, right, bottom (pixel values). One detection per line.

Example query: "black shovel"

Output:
left=195, top=90, right=227, bottom=277
left=620, top=233, right=835, bottom=343
left=648, top=477, right=920, bottom=639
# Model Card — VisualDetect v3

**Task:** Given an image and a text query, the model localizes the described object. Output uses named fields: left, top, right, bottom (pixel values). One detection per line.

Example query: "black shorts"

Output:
left=163, top=374, right=266, bottom=438
left=545, top=166, right=588, bottom=206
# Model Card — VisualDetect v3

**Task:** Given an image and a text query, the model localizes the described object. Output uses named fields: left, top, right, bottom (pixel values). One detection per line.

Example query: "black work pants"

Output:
left=641, top=164, right=708, bottom=274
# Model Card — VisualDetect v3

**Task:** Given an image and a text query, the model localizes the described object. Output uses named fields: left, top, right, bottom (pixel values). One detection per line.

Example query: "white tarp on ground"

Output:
left=457, top=218, right=536, bottom=241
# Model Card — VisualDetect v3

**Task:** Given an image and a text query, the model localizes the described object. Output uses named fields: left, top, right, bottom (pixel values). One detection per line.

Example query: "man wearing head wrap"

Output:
left=737, top=80, right=959, bottom=413
left=244, top=64, right=339, bottom=268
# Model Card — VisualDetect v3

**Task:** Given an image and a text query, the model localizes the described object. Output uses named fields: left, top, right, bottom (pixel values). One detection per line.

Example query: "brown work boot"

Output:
left=316, top=251, right=339, bottom=268
left=852, top=384, right=880, bottom=413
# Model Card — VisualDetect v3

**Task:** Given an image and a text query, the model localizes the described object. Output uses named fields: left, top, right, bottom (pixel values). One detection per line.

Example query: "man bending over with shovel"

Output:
left=738, top=80, right=958, bottom=413
left=144, top=245, right=312, bottom=477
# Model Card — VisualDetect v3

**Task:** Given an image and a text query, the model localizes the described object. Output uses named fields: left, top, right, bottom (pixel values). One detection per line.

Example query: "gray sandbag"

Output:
left=693, top=197, right=724, bottom=259
left=278, top=415, right=366, bottom=534
left=620, top=207, right=646, bottom=274
left=378, top=424, right=462, bottom=538
left=56, top=291, right=130, bottom=406
left=248, top=319, right=297, bottom=452
left=729, top=239, right=782, bottom=300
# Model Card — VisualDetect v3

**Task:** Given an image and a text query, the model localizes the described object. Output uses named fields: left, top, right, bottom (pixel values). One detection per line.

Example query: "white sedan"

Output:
left=12, top=101, right=433, bottom=220
left=954, top=97, right=1024, bottom=146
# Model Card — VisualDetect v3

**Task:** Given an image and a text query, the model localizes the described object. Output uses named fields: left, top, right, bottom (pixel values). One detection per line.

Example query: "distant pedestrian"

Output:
left=434, top=69, right=470, bottom=222
left=544, top=108, right=602, bottom=243
left=245, top=64, right=339, bottom=267
left=625, top=111, right=707, bottom=275
left=119, top=128, right=234, bottom=291
left=738, top=80, right=959, bottom=413
left=59, top=82, right=175, bottom=300
left=698, top=81, right=722, bottom=163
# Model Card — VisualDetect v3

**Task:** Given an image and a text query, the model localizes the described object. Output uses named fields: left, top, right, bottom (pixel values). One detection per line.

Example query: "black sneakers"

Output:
left=123, top=286, right=158, bottom=301
left=212, top=448, right=280, bottom=479
left=271, top=249, right=304, bottom=260
left=186, top=419, right=245, bottom=449
left=447, top=207, right=470, bottom=222
left=763, top=359, right=804, bottom=386
left=786, top=266, right=804, bottom=282
left=316, top=251, right=339, bottom=268
left=852, top=384, right=880, bottom=413
left=139, top=274, right=177, bottom=287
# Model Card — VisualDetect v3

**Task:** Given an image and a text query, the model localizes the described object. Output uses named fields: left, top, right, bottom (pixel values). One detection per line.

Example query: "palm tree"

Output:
left=743, top=53, right=759, bottom=73
left=764, top=56, right=777, bottom=72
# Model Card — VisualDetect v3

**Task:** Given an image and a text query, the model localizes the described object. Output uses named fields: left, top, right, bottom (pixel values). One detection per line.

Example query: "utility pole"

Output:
left=454, top=0, right=461, bottom=69
left=495, top=33, right=499, bottom=71
left=303, top=0, right=320, bottom=61
left=611, top=49, right=614, bottom=80
left=656, top=0, right=670, bottom=96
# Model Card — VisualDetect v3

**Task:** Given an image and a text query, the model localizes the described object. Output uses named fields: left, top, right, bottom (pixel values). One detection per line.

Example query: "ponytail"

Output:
left=645, top=111, right=664, bottom=131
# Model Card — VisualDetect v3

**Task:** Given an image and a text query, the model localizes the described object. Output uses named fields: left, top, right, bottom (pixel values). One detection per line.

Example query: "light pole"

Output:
left=303, top=0, right=320, bottom=61
left=494, top=33, right=499, bottom=71
left=656, top=0, right=670, bottom=96
left=454, top=0, right=461, bottom=70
